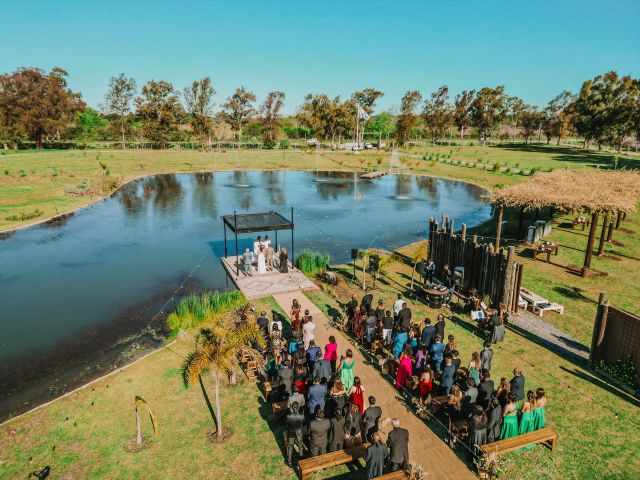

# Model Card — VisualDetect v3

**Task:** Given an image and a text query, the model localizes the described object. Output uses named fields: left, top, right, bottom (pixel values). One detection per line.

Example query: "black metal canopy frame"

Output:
left=221, top=208, right=295, bottom=276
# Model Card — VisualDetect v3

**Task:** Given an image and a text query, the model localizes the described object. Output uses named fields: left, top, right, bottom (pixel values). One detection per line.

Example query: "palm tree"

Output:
left=181, top=315, right=265, bottom=441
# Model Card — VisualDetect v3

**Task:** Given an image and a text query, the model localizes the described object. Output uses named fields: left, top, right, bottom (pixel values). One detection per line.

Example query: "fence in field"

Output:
left=428, top=216, right=523, bottom=313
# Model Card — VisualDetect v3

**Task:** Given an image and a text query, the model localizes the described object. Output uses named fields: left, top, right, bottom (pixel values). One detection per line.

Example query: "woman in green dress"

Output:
left=533, top=387, right=547, bottom=430
left=518, top=390, right=536, bottom=435
left=500, top=393, right=519, bottom=439
left=338, top=349, right=356, bottom=392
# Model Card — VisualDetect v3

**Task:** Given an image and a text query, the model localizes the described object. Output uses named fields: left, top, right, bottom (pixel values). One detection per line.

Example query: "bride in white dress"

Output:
left=257, top=245, right=267, bottom=274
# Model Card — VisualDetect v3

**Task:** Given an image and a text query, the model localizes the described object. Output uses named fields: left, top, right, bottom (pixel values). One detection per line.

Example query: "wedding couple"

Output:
left=243, top=235, right=289, bottom=275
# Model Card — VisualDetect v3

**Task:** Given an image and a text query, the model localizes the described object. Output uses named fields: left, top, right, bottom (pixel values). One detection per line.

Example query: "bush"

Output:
left=263, top=140, right=276, bottom=149
left=278, top=139, right=290, bottom=150
left=5, top=208, right=43, bottom=222
left=296, top=250, right=330, bottom=275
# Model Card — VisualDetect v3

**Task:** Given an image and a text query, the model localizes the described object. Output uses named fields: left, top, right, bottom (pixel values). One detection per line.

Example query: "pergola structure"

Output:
left=221, top=209, right=295, bottom=276
left=490, top=169, right=640, bottom=277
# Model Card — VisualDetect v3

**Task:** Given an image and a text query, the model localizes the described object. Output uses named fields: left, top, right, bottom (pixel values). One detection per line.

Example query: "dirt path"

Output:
left=273, top=292, right=476, bottom=480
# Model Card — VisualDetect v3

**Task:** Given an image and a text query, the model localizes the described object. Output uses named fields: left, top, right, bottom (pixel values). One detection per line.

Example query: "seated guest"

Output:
left=510, top=368, right=525, bottom=402
left=277, top=360, right=294, bottom=396
left=477, top=372, right=495, bottom=408
left=309, top=410, right=331, bottom=456
left=362, top=396, right=382, bottom=442
left=365, top=433, right=388, bottom=479
left=440, top=355, right=456, bottom=394
left=387, top=418, right=410, bottom=472
left=287, top=384, right=305, bottom=410
left=467, top=405, right=488, bottom=457
left=307, top=377, right=327, bottom=416
left=486, top=395, right=503, bottom=443
left=344, top=402, right=363, bottom=447
left=421, top=318, right=436, bottom=348
left=462, top=378, right=479, bottom=415
left=329, top=407, right=346, bottom=452
left=480, top=340, right=493, bottom=373
left=285, top=402, right=305, bottom=467
left=429, top=334, right=445, bottom=371
left=313, top=349, right=332, bottom=383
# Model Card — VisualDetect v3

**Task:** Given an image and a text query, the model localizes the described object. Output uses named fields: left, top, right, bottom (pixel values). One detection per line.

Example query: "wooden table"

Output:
left=533, top=242, right=559, bottom=262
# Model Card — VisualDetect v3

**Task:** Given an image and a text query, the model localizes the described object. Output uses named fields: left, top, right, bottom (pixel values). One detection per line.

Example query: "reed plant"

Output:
left=168, top=290, right=246, bottom=338
left=295, top=250, right=330, bottom=276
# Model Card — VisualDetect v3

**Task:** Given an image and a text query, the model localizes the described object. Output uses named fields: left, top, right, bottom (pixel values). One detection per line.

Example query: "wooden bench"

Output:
left=480, top=427, right=557, bottom=456
left=376, top=470, right=409, bottom=479
left=298, top=444, right=368, bottom=480
left=272, top=400, right=287, bottom=421
left=532, top=302, right=564, bottom=317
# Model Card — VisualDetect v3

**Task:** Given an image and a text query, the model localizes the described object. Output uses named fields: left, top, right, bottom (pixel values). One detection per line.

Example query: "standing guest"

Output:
left=287, top=384, right=306, bottom=411
left=419, top=370, right=434, bottom=403
left=266, top=242, right=275, bottom=270
left=279, top=247, right=289, bottom=273
left=392, top=327, right=408, bottom=360
left=330, top=379, right=347, bottom=415
left=278, top=360, right=294, bottom=396
left=361, top=290, right=374, bottom=314
left=313, top=350, right=332, bottom=383
left=344, top=402, right=363, bottom=447
left=446, top=385, right=464, bottom=421
left=486, top=395, right=503, bottom=443
left=518, top=390, right=536, bottom=436
left=268, top=314, right=283, bottom=335
left=365, top=310, right=377, bottom=346
left=345, top=295, right=359, bottom=331
left=354, top=306, right=367, bottom=343
left=365, top=433, right=388, bottom=479
left=329, top=407, right=346, bottom=452
left=382, top=310, right=394, bottom=347
left=393, top=293, right=404, bottom=322
left=285, top=402, right=305, bottom=467
left=306, top=340, right=321, bottom=371
left=290, top=299, right=302, bottom=337
left=362, top=396, right=382, bottom=442
left=490, top=312, right=505, bottom=344
left=257, top=245, right=267, bottom=274
left=242, top=247, right=253, bottom=276
left=496, top=377, right=511, bottom=408
left=348, top=376, right=365, bottom=415
left=409, top=324, right=421, bottom=352
left=253, top=236, right=262, bottom=256
left=533, top=388, right=547, bottom=430
left=270, top=324, right=283, bottom=366
left=451, top=350, right=461, bottom=372
left=256, top=310, right=269, bottom=337
left=500, top=393, right=519, bottom=440
left=398, top=303, right=412, bottom=331
left=478, top=372, right=495, bottom=408
left=510, top=368, right=525, bottom=402
left=480, top=340, right=494, bottom=373
left=444, top=334, right=457, bottom=356
left=324, top=335, right=339, bottom=372
left=425, top=258, right=436, bottom=284
left=338, top=349, right=356, bottom=391
left=387, top=418, right=410, bottom=472
left=468, top=352, right=481, bottom=386
left=302, top=316, right=316, bottom=350
left=263, top=234, right=271, bottom=249
left=440, top=355, right=456, bottom=394
left=375, top=300, right=386, bottom=324
left=462, top=378, right=479, bottom=416
left=395, top=345, right=414, bottom=390
left=468, top=405, right=488, bottom=456
left=434, top=314, right=446, bottom=340
left=293, top=363, right=308, bottom=396
left=429, top=334, right=445, bottom=372
left=307, top=377, right=327, bottom=416
left=309, top=410, right=331, bottom=456
left=414, top=344, right=428, bottom=373
left=421, top=318, right=436, bottom=348
left=442, top=263, right=453, bottom=287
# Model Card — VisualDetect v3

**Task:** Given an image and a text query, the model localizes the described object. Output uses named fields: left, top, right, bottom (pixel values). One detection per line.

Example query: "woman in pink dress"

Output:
left=395, top=345, right=414, bottom=390
left=324, top=335, right=339, bottom=373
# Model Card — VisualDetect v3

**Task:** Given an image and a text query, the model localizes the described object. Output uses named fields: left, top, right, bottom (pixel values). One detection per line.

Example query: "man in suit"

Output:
left=421, top=318, right=436, bottom=348
left=307, top=377, right=327, bottom=416
left=486, top=396, right=503, bottom=443
left=242, top=247, right=253, bottom=276
left=477, top=372, right=495, bottom=408
left=480, top=340, right=493, bottom=372
left=308, top=410, right=331, bottom=456
left=346, top=294, right=359, bottom=322
left=387, top=418, right=409, bottom=472
left=365, top=433, right=388, bottom=479
left=462, top=378, right=478, bottom=416
left=434, top=314, right=446, bottom=340
left=440, top=355, right=456, bottom=394
left=398, top=303, right=412, bottom=331
left=362, top=396, right=382, bottom=442
left=510, top=367, right=525, bottom=402
left=451, top=349, right=461, bottom=372
left=361, top=291, right=374, bottom=314
left=312, top=350, right=332, bottom=383
left=287, top=384, right=306, bottom=411
left=278, top=360, right=294, bottom=396
left=285, top=402, right=305, bottom=467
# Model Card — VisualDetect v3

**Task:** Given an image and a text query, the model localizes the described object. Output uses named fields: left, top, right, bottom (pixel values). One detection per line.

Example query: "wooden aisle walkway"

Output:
left=272, top=292, right=476, bottom=480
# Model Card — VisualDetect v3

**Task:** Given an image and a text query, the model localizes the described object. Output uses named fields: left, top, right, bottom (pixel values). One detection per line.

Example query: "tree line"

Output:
left=0, top=67, right=638, bottom=151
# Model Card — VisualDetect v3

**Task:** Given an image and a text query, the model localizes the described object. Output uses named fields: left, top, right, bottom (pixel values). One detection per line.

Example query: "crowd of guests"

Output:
left=253, top=303, right=410, bottom=477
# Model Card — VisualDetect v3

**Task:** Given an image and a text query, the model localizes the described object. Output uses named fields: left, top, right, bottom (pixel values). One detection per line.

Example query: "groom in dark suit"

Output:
left=386, top=418, right=409, bottom=471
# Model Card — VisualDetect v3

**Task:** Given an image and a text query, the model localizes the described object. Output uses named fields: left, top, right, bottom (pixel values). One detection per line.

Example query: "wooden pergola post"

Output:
left=517, top=206, right=525, bottom=240
left=495, top=205, right=504, bottom=250
left=582, top=212, right=599, bottom=277
left=606, top=212, right=615, bottom=242
left=597, top=211, right=610, bottom=256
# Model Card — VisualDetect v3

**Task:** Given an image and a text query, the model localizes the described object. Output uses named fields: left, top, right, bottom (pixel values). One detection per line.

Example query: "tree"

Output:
left=135, top=80, right=184, bottom=148
left=519, top=106, right=542, bottom=144
left=454, top=90, right=475, bottom=140
left=259, top=91, right=285, bottom=143
left=75, top=108, right=107, bottom=143
left=0, top=67, right=85, bottom=148
left=297, top=94, right=355, bottom=143
left=103, top=73, right=137, bottom=149
left=544, top=91, right=574, bottom=145
left=505, top=96, right=526, bottom=141
left=395, top=90, right=422, bottom=145
left=351, top=88, right=384, bottom=116
left=181, top=318, right=264, bottom=441
left=470, top=86, right=507, bottom=143
left=365, top=112, right=396, bottom=137
left=218, top=87, right=256, bottom=146
left=422, top=86, right=454, bottom=142
left=183, top=77, right=216, bottom=149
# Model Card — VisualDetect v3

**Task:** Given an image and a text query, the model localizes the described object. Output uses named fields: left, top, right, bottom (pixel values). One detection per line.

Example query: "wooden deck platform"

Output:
left=221, top=256, right=318, bottom=300
left=360, top=171, right=388, bottom=179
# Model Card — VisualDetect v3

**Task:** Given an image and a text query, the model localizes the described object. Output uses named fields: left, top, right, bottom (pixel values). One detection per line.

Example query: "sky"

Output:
left=1, top=0, right=639, bottom=114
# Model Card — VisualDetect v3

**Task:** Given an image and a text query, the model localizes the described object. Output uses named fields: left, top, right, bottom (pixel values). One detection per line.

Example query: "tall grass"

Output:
left=296, top=250, right=330, bottom=275
left=167, top=290, right=246, bottom=338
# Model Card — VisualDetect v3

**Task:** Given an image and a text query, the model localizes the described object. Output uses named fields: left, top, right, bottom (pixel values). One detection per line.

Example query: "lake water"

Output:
left=0, top=170, right=490, bottom=419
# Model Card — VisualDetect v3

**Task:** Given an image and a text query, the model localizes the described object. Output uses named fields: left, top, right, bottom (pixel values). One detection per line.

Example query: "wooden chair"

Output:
left=480, top=427, right=557, bottom=456
left=297, top=444, right=368, bottom=480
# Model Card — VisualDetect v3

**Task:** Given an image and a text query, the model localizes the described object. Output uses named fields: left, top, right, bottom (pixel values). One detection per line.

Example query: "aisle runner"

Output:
left=272, top=292, right=476, bottom=480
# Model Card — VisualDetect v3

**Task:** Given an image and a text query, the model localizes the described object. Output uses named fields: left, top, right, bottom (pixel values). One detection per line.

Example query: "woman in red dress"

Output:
left=348, top=376, right=365, bottom=415
left=354, top=306, right=366, bottom=344
left=419, top=369, right=434, bottom=403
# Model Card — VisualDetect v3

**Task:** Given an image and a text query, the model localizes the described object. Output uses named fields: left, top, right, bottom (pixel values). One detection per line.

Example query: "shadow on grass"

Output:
left=198, top=375, right=218, bottom=427
left=559, top=366, right=640, bottom=408
left=552, top=286, right=596, bottom=305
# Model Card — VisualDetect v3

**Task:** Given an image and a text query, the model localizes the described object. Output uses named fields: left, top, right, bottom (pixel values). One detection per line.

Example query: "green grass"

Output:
left=295, top=250, right=330, bottom=275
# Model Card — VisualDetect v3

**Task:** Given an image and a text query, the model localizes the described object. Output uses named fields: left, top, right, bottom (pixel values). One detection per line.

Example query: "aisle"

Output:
left=272, top=292, right=476, bottom=480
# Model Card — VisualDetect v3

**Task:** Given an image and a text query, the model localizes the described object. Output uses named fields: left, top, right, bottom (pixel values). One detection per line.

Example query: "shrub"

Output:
left=263, top=140, right=276, bottom=149
left=3, top=169, right=8, bottom=175
left=278, top=139, right=290, bottom=150
left=296, top=250, right=330, bottom=275
left=5, top=208, right=43, bottom=221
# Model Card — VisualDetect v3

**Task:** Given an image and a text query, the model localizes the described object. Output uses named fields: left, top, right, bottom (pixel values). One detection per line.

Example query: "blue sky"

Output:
left=2, top=0, right=638, bottom=113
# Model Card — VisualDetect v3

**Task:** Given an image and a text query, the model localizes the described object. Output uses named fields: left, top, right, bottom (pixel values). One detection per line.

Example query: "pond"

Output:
left=0, top=170, right=491, bottom=419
